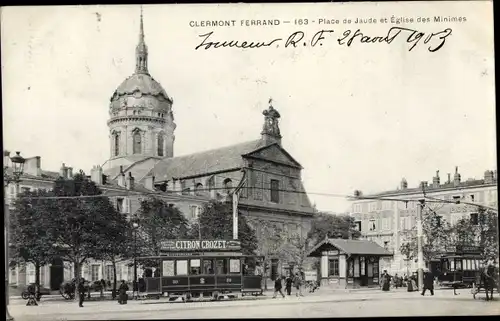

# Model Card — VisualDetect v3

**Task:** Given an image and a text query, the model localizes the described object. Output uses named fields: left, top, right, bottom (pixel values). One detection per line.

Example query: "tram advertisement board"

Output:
left=160, top=239, right=241, bottom=251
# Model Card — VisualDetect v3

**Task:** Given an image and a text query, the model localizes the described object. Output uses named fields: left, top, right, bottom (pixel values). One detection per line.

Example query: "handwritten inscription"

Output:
left=195, top=27, right=452, bottom=52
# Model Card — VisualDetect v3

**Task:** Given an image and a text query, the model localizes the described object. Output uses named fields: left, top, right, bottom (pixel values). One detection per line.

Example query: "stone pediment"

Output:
left=244, top=144, right=302, bottom=169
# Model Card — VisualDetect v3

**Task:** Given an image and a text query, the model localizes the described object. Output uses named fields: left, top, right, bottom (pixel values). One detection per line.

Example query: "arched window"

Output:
left=157, top=135, right=164, bottom=157
left=223, top=178, right=233, bottom=194
left=195, top=183, right=203, bottom=196
left=114, top=133, right=120, bottom=156
left=133, top=131, right=142, bottom=154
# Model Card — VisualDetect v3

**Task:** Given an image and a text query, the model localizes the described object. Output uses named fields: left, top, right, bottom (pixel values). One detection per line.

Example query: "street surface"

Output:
left=10, top=289, right=500, bottom=320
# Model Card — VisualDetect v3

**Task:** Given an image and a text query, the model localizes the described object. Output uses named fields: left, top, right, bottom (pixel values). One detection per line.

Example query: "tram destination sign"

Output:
left=160, top=239, right=241, bottom=251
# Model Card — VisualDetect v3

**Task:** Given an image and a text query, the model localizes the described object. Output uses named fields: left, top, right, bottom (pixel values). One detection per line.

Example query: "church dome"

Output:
left=111, top=73, right=172, bottom=103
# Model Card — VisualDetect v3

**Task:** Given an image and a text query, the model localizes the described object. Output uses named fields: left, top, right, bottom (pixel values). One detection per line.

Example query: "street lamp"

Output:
left=4, top=151, right=25, bottom=321
left=132, top=221, right=139, bottom=300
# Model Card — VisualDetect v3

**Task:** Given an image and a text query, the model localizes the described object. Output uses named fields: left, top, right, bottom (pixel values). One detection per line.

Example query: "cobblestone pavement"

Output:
left=10, top=289, right=500, bottom=320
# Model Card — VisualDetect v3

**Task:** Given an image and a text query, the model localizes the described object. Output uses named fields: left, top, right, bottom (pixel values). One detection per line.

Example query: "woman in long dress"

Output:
left=382, top=271, right=391, bottom=291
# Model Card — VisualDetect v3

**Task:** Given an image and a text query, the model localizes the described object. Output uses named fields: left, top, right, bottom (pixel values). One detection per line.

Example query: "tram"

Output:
left=137, top=239, right=264, bottom=301
left=429, top=245, right=484, bottom=288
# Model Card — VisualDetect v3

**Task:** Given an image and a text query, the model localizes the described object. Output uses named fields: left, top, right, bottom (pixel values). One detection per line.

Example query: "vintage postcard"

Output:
left=1, top=1, right=498, bottom=320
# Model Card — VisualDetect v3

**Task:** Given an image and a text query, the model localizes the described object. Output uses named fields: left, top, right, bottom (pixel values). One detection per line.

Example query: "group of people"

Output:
left=272, top=272, right=307, bottom=298
left=76, top=278, right=130, bottom=307
left=380, top=269, right=435, bottom=296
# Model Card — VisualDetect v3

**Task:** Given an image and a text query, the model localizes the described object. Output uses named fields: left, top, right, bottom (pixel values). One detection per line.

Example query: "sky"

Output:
left=1, top=2, right=496, bottom=212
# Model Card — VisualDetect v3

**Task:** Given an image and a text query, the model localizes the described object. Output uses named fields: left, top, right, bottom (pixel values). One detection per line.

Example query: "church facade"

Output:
left=6, top=11, right=315, bottom=289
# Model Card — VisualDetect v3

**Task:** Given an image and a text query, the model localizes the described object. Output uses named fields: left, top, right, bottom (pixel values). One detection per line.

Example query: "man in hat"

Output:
left=421, top=268, right=434, bottom=296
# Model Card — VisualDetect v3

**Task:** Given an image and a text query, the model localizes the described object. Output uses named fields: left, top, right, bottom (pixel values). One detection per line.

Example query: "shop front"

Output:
left=307, top=238, right=393, bottom=289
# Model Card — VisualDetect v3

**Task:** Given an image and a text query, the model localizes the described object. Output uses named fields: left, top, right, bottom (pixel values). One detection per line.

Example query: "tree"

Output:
left=48, top=172, right=119, bottom=296
left=135, top=196, right=190, bottom=267
left=93, top=209, right=133, bottom=298
left=306, top=212, right=361, bottom=245
left=189, top=200, right=258, bottom=255
left=399, top=205, right=449, bottom=266
left=447, top=208, right=498, bottom=265
left=10, top=189, right=57, bottom=295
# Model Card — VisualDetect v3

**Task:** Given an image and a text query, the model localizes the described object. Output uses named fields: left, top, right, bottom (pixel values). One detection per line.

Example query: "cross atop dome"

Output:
left=135, top=6, right=149, bottom=74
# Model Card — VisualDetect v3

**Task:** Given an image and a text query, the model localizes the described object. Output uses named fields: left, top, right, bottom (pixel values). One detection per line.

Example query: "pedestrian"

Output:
left=118, top=280, right=129, bottom=304
left=421, top=269, right=434, bottom=296
left=272, top=275, right=285, bottom=299
left=285, top=274, right=293, bottom=295
left=78, top=278, right=86, bottom=307
left=294, top=272, right=304, bottom=297
left=100, top=278, right=106, bottom=298
left=394, top=273, right=399, bottom=289
left=381, top=270, right=391, bottom=291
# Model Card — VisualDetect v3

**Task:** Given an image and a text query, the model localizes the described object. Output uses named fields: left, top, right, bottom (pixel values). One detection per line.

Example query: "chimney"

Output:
left=432, top=170, right=440, bottom=188
left=484, top=170, right=494, bottom=184
left=420, top=181, right=428, bottom=189
left=3, top=150, right=11, bottom=167
left=117, top=166, right=126, bottom=188
left=90, top=165, right=103, bottom=185
left=447, top=173, right=451, bottom=184
left=24, top=156, right=42, bottom=176
left=453, top=166, right=461, bottom=186
left=144, top=175, right=155, bottom=191
left=59, top=163, right=68, bottom=178
left=126, top=172, right=135, bottom=190
left=400, top=178, right=408, bottom=190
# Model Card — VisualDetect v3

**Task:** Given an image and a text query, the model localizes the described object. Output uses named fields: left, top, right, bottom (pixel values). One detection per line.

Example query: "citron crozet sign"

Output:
left=160, top=239, right=241, bottom=251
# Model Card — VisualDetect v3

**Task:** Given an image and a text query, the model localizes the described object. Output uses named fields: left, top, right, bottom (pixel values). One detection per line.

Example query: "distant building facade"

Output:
left=349, top=168, right=498, bottom=275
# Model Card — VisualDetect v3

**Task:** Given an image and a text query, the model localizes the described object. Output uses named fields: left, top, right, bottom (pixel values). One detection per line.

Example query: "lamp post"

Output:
left=132, top=221, right=139, bottom=300
left=4, top=151, right=26, bottom=321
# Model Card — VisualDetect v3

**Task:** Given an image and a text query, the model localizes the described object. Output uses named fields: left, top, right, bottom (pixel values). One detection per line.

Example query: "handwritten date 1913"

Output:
left=195, top=27, right=453, bottom=52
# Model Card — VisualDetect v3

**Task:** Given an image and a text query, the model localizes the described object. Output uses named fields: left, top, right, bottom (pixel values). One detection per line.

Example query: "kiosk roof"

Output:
left=307, top=238, right=394, bottom=257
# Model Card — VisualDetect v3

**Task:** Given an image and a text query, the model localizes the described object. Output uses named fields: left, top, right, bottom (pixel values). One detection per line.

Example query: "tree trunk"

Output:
left=74, top=259, right=81, bottom=300
left=35, top=262, right=41, bottom=301
left=112, top=259, right=117, bottom=299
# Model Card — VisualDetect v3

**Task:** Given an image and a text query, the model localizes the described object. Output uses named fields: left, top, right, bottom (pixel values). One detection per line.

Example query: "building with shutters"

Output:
left=5, top=11, right=315, bottom=290
left=349, top=167, right=497, bottom=275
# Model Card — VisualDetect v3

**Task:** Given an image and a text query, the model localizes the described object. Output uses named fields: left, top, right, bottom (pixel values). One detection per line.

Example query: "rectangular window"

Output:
left=105, top=265, right=114, bottom=281
left=270, top=179, right=280, bottom=203
left=162, top=260, right=175, bottom=277
left=329, top=258, right=339, bottom=276
left=355, top=221, right=362, bottom=232
left=203, top=259, right=214, bottom=274
left=360, top=257, right=366, bottom=276
left=189, top=206, right=198, bottom=220
left=229, top=259, right=241, bottom=274
left=190, top=259, right=201, bottom=275
left=116, top=198, right=124, bottom=213
left=21, top=187, right=31, bottom=193
left=91, top=265, right=100, bottom=282
left=369, top=219, right=376, bottom=231
left=216, top=259, right=228, bottom=275
left=452, top=195, right=461, bottom=203
left=470, top=213, right=478, bottom=225
left=470, top=194, right=475, bottom=202
left=176, top=260, right=188, bottom=276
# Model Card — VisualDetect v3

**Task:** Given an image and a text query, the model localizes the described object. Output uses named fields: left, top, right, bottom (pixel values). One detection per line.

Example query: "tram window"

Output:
left=455, top=259, right=462, bottom=271
left=229, top=259, right=241, bottom=274
left=162, top=260, right=175, bottom=277
left=190, top=259, right=201, bottom=275
left=203, top=259, right=214, bottom=274
left=450, top=260, right=455, bottom=271
left=463, top=259, right=469, bottom=271
left=216, top=259, right=228, bottom=275
left=176, top=260, right=188, bottom=276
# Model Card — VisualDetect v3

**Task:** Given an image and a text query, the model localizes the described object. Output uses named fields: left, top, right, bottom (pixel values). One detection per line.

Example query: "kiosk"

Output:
left=307, top=238, right=393, bottom=289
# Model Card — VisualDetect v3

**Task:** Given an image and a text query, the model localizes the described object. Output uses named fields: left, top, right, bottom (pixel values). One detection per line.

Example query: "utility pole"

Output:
left=232, top=168, right=248, bottom=240
left=417, top=199, right=425, bottom=291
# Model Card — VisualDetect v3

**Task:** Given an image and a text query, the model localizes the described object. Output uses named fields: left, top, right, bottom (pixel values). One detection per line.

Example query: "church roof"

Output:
left=111, top=73, right=172, bottom=102
left=150, top=139, right=267, bottom=182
